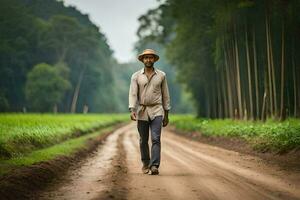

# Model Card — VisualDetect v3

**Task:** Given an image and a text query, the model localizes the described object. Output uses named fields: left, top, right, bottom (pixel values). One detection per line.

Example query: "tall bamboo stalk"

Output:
left=217, top=74, right=223, bottom=118
left=234, top=25, right=243, bottom=119
left=245, top=25, right=253, bottom=119
left=252, top=27, right=260, bottom=119
left=221, top=67, right=228, bottom=118
left=280, top=22, right=285, bottom=120
left=292, top=43, right=297, bottom=117
left=265, top=15, right=273, bottom=117
left=224, top=46, right=233, bottom=118
left=269, top=22, right=277, bottom=117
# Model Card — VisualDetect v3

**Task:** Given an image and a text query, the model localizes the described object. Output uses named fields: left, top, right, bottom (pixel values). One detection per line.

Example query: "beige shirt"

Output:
left=128, top=67, right=171, bottom=121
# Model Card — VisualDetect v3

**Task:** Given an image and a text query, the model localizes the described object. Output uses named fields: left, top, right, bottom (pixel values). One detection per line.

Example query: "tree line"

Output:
left=136, top=0, right=300, bottom=120
left=0, top=0, right=118, bottom=113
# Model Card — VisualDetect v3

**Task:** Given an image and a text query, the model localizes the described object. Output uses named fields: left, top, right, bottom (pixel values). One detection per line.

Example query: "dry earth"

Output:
left=33, top=122, right=300, bottom=200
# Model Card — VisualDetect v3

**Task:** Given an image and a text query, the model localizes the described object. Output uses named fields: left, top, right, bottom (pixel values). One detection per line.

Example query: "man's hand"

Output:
left=162, top=116, right=169, bottom=127
left=162, top=110, right=169, bottom=127
left=130, top=111, right=137, bottom=121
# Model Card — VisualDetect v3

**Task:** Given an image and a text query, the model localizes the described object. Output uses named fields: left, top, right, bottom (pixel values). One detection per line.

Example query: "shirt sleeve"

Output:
left=162, top=74, right=171, bottom=111
left=128, top=74, right=138, bottom=111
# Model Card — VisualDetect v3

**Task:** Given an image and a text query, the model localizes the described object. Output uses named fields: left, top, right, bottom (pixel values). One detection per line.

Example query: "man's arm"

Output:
left=162, top=74, right=171, bottom=126
left=162, top=74, right=171, bottom=110
left=129, top=74, right=138, bottom=121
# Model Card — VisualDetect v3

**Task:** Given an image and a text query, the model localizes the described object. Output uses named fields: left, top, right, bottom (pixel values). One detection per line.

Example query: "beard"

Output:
left=144, top=61, right=154, bottom=68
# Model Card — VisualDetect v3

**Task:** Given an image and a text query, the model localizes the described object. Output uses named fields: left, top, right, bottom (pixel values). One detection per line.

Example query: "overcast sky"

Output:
left=63, top=0, right=160, bottom=63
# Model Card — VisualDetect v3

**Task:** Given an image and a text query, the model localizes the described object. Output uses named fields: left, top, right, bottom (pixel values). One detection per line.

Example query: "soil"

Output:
left=0, top=123, right=125, bottom=200
left=169, top=126, right=300, bottom=170
left=1, top=122, right=300, bottom=200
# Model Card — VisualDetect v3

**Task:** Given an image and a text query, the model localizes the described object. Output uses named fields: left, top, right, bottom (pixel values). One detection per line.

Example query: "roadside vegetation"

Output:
left=171, top=115, right=300, bottom=153
left=137, top=1, right=300, bottom=120
left=0, top=113, right=128, bottom=175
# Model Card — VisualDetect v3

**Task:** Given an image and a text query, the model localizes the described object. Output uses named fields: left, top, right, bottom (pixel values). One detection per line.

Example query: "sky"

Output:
left=63, top=0, right=160, bottom=63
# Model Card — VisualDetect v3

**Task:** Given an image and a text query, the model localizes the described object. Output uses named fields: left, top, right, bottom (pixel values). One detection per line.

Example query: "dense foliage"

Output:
left=0, top=0, right=117, bottom=112
left=137, top=0, right=300, bottom=120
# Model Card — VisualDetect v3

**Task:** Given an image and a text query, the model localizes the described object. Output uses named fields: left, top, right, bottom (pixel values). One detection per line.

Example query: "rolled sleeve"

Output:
left=128, top=74, right=138, bottom=111
left=162, top=75, right=171, bottom=110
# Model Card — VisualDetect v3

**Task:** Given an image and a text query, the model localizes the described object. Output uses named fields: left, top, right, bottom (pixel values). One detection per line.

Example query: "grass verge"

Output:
left=0, top=125, right=117, bottom=177
left=170, top=115, right=300, bottom=153
left=0, top=113, right=128, bottom=159
left=0, top=123, right=125, bottom=200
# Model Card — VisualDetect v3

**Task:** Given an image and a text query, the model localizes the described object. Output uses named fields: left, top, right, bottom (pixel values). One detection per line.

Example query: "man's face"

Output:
left=143, top=55, right=155, bottom=68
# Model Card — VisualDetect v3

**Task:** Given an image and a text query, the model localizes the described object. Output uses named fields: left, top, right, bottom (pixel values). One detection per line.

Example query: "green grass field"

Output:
left=0, top=126, right=116, bottom=176
left=0, top=113, right=129, bottom=176
left=170, top=115, right=300, bottom=153
left=0, top=113, right=128, bottom=159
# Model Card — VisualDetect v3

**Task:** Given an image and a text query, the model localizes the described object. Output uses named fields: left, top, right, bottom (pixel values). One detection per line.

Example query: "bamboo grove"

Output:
left=137, top=0, right=300, bottom=120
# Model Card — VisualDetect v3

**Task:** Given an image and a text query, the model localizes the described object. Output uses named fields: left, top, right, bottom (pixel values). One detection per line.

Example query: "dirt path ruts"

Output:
left=37, top=122, right=300, bottom=200
left=37, top=124, right=131, bottom=200
left=124, top=123, right=300, bottom=200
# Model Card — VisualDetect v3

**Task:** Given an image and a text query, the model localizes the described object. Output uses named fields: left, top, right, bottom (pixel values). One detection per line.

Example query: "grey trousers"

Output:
left=137, top=116, right=163, bottom=168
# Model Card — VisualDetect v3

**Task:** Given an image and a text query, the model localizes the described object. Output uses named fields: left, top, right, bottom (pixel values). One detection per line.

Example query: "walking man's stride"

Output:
left=128, top=49, right=171, bottom=175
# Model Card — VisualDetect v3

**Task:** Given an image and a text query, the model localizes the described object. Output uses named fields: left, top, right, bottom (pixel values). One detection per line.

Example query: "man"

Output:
left=128, top=49, right=171, bottom=175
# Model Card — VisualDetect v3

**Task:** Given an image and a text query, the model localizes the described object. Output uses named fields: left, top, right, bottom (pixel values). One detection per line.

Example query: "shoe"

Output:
left=142, top=165, right=149, bottom=174
left=149, top=165, right=159, bottom=175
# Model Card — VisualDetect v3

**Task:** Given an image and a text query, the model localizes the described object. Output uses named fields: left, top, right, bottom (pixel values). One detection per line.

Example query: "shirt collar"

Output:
left=140, top=67, right=158, bottom=74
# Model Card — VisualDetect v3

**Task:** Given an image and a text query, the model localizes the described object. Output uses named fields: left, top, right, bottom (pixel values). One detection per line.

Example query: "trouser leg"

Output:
left=149, top=116, right=163, bottom=168
left=137, top=120, right=150, bottom=166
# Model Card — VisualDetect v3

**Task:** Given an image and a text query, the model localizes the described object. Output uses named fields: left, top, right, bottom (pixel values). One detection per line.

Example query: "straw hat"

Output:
left=138, top=49, right=159, bottom=62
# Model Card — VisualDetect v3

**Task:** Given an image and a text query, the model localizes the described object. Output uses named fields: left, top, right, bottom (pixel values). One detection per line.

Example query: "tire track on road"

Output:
left=38, top=124, right=131, bottom=200
left=123, top=123, right=300, bottom=200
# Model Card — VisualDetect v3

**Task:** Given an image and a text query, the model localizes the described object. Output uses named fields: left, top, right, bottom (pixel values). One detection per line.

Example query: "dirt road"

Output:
left=38, top=123, right=300, bottom=200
